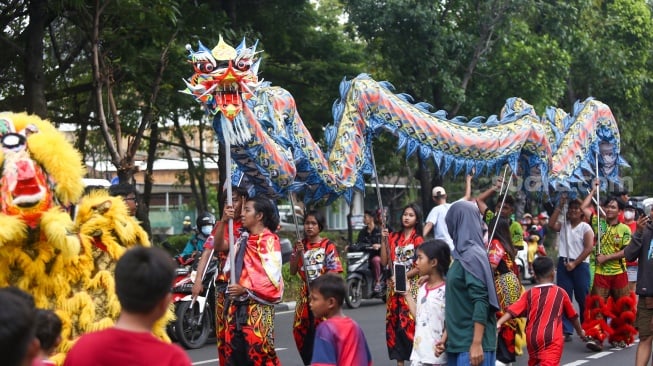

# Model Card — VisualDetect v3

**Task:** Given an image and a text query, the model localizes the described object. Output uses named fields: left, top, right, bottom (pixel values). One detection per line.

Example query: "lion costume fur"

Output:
left=0, top=112, right=171, bottom=364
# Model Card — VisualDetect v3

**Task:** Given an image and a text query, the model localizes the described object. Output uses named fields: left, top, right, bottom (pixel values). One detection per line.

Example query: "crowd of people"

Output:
left=5, top=176, right=653, bottom=366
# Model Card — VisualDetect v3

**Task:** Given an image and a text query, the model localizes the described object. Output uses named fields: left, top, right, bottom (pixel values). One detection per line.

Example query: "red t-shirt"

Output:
left=507, top=284, right=577, bottom=353
left=388, top=228, right=423, bottom=267
left=311, top=316, right=372, bottom=366
left=63, top=328, right=191, bottom=366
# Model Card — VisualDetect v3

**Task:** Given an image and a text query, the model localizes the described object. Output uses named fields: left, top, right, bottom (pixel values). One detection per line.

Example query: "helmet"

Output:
left=196, top=212, right=215, bottom=228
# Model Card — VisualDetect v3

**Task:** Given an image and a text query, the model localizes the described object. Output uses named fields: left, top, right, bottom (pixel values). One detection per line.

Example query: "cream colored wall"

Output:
left=133, top=169, right=219, bottom=186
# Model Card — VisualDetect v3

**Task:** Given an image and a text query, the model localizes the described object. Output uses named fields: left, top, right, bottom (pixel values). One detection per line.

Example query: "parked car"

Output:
left=279, top=215, right=304, bottom=235
left=280, top=237, right=293, bottom=264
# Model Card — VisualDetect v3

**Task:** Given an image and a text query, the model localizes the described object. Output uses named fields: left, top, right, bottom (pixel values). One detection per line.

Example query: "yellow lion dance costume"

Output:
left=0, top=112, right=169, bottom=364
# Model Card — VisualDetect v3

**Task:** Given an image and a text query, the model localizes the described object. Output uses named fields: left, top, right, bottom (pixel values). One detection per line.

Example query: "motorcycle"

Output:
left=166, top=251, right=218, bottom=349
left=345, top=244, right=387, bottom=309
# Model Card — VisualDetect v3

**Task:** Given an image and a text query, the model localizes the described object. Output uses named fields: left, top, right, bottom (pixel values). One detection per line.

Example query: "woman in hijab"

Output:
left=444, top=200, right=500, bottom=366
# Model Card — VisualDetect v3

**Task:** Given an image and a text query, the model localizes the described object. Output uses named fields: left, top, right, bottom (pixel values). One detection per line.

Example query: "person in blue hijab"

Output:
left=444, top=200, right=499, bottom=366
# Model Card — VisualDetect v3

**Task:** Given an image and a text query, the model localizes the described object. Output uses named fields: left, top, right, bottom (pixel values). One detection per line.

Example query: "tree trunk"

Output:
left=144, top=119, right=158, bottom=214
left=172, top=116, right=204, bottom=213
left=196, top=117, right=209, bottom=212
left=24, top=0, right=48, bottom=117
left=218, top=127, right=227, bottom=214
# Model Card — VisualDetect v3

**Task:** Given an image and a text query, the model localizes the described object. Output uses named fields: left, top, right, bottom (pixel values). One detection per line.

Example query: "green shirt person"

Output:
left=475, top=177, right=523, bottom=250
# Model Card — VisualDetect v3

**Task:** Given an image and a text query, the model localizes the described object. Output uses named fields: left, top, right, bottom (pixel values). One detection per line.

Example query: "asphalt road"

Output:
left=184, top=299, right=638, bottom=366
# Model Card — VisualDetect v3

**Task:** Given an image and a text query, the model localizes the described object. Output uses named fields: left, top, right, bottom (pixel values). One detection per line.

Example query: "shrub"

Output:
left=159, top=234, right=192, bottom=256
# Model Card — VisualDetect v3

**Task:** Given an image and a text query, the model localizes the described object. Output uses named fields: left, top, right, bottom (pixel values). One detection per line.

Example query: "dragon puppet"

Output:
left=182, top=36, right=626, bottom=205
left=0, top=112, right=166, bottom=364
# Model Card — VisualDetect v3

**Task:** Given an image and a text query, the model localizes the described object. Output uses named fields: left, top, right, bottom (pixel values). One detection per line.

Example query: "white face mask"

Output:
left=201, top=226, right=213, bottom=236
left=624, top=210, right=635, bottom=220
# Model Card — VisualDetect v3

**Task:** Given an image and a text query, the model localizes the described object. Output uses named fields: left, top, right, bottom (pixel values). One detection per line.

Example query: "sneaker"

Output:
left=586, top=337, right=603, bottom=352
left=373, top=283, right=382, bottom=293
left=564, top=333, right=573, bottom=342
left=610, top=341, right=627, bottom=349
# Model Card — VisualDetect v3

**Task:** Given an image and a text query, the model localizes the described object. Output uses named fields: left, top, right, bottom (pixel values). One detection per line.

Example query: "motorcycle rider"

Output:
left=177, top=213, right=215, bottom=263
left=351, top=210, right=383, bottom=292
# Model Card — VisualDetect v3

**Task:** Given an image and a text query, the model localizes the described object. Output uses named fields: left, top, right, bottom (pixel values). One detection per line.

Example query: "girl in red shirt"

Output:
left=380, top=203, right=424, bottom=366
left=224, top=196, right=284, bottom=366
left=289, top=210, right=343, bottom=365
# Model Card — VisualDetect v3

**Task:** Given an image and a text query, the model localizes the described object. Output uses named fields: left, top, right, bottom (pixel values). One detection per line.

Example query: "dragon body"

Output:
left=183, top=37, right=625, bottom=204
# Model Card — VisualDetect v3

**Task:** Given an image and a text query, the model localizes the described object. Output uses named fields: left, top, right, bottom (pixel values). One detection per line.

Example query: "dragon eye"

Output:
left=195, top=62, right=215, bottom=73
left=2, top=133, right=26, bottom=151
left=236, top=60, right=249, bottom=71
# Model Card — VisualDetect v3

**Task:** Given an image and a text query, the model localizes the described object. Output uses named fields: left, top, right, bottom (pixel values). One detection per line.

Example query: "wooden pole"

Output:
left=289, top=194, right=311, bottom=293
left=222, top=116, right=236, bottom=285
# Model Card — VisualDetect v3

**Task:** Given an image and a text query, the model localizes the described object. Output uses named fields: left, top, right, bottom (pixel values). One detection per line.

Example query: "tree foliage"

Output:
left=2, top=0, right=653, bottom=225
left=345, top=0, right=653, bottom=197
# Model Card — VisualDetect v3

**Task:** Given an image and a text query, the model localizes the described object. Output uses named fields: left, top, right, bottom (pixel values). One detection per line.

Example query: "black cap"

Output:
left=613, top=185, right=629, bottom=196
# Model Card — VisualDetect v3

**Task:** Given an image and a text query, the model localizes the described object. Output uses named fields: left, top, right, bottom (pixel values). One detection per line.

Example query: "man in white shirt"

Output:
left=548, top=197, right=594, bottom=342
left=423, top=186, right=454, bottom=250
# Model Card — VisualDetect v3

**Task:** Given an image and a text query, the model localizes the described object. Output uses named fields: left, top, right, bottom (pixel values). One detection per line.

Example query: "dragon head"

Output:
left=0, top=113, right=85, bottom=228
left=183, top=36, right=262, bottom=120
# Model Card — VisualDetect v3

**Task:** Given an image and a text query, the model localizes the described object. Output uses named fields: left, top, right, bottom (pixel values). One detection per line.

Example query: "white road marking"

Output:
left=193, top=359, right=218, bottom=365
left=276, top=310, right=295, bottom=315
left=191, top=348, right=288, bottom=365
left=563, top=361, right=588, bottom=366
left=587, top=351, right=613, bottom=359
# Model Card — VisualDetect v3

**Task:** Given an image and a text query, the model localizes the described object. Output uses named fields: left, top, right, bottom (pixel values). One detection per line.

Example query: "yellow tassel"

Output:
left=0, top=214, right=28, bottom=246
left=41, top=208, right=80, bottom=258
left=514, top=317, right=527, bottom=355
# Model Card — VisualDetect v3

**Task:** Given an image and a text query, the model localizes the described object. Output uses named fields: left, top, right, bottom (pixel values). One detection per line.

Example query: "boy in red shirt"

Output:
left=309, top=273, right=372, bottom=366
left=64, top=247, right=191, bottom=366
left=497, top=256, right=585, bottom=366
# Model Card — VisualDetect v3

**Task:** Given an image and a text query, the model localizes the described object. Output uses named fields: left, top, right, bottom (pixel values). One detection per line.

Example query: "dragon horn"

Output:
left=251, top=58, right=262, bottom=75
left=236, top=37, right=247, bottom=51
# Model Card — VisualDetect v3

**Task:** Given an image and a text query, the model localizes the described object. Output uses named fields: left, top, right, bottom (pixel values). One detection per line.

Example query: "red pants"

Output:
left=527, top=342, right=562, bottom=366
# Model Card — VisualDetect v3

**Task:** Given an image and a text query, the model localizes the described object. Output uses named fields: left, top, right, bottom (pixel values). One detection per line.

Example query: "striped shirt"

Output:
left=507, top=283, right=577, bottom=352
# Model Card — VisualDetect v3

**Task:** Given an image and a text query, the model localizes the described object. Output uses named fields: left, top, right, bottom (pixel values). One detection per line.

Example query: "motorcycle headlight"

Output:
left=175, top=267, right=190, bottom=276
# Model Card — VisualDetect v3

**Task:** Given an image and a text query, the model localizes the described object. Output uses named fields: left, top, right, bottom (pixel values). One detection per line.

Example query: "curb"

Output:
left=275, top=301, right=296, bottom=312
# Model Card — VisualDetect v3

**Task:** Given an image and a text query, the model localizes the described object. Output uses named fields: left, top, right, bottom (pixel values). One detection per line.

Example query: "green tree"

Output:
left=345, top=0, right=653, bottom=204
left=345, top=0, right=526, bottom=210
left=567, top=0, right=653, bottom=192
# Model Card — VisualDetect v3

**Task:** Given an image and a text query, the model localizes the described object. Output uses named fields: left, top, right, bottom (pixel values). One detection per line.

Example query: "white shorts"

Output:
left=627, top=265, right=638, bottom=282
